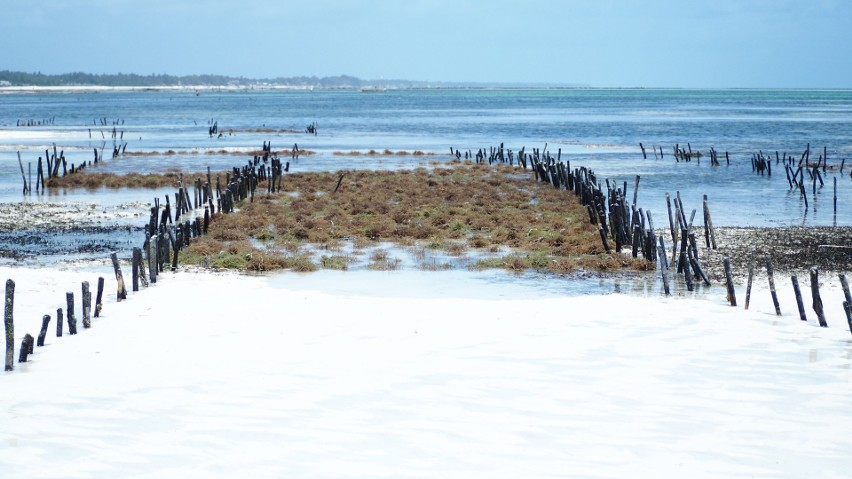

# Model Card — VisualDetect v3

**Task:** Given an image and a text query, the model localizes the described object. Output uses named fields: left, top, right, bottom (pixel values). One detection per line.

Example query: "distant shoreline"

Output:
left=2, top=85, right=851, bottom=94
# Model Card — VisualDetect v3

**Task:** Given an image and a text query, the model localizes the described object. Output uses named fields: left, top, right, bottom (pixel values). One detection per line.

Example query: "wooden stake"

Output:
left=791, top=275, right=807, bottom=321
left=18, top=334, right=33, bottom=363
left=810, top=267, right=827, bottom=327
left=132, top=247, right=141, bottom=292
left=767, top=261, right=781, bottom=315
left=723, top=257, right=736, bottom=306
left=94, top=277, right=104, bottom=317
left=37, top=315, right=51, bottom=346
left=111, top=253, right=128, bottom=301
left=658, top=238, right=670, bottom=296
left=744, top=264, right=754, bottom=309
left=4, top=279, right=14, bottom=371
left=82, top=281, right=91, bottom=329
left=840, top=273, right=852, bottom=305
left=66, top=292, right=77, bottom=335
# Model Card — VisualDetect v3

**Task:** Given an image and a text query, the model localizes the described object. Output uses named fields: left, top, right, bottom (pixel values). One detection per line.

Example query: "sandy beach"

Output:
left=2, top=264, right=851, bottom=478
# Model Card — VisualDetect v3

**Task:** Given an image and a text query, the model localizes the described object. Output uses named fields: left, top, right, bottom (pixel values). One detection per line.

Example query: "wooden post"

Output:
left=82, top=281, right=91, bottom=329
left=149, top=236, right=158, bottom=284
left=840, top=273, right=852, bottom=306
left=657, top=239, right=670, bottom=296
left=56, top=308, right=63, bottom=337
left=810, top=267, right=827, bottom=327
left=791, top=275, right=808, bottom=321
left=599, top=227, right=611, bottom=253
left=723, top=257, right=736, bottom=306
left=702, top=195, right=717, bottom=249
left=4, top=279, right=14, bottom=371
left=767, top=261, right=781, bottom=316
left=17, top=152, right=29, bottom=194
left=18, top=334, right=34, bottom=363
left=844, top=301, right=852, bottom=336
left=66, top=292, right=77, bottom=335
left=110, top=253, right=128, bottom=301
left=37, top=315, right=51, bottom=346
left=744, top=264, right=754, bottom=309
left=94, top=277, right=104, bottom=317
left=132, top=247, right=141, bottom=292
left=632, top=175, right=640, bottom=207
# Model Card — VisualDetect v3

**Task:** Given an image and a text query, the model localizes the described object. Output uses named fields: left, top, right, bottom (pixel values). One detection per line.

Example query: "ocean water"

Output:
left=1, top=87, right=851, bottom=232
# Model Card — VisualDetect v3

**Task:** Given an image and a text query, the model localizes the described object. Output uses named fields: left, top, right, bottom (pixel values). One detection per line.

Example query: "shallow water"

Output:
left=0, top=88, right=850, bottom=270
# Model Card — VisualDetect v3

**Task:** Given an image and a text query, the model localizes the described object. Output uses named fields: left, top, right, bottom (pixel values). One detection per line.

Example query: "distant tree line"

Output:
left=0, top=70, right=417, bottom=89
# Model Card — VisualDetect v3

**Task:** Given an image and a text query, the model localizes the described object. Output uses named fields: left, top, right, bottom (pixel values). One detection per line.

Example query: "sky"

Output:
left=1, top=0, right=850, bottom=88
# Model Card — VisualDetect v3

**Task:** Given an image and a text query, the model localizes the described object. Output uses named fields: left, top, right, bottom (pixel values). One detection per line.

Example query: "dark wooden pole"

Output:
left=723, top=257, right=736, bottom=306
left=791, top=275, right=808, bottom=321
left=132, top=247, right=141, bottom=292
left=37, top=315, right=51, bottom=346
left=56, top=308, right=63, bottom=337
left=82, top=281, right=91, bottom=328
left=4, top=279, right=14, bottom=371
left=744, top=264, right=754, bottom=309
left=810, top=267, right=827, bottom=327
left=18, top=334, right=34, bottom=363
left=94, top=277, right=104, bottom=317
left=657, top=239, right=670, bottom=296
left=66, top=292, right=77, bottom=335
left=110, top=253, right=128, bottom=301
left=840, top=273, right=852, bottom=306
left=148, top=236, right=158, bottom=284
left=767, top=261, right=781, bottom=316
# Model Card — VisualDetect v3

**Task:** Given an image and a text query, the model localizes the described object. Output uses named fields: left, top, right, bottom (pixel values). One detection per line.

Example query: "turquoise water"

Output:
left=1, top=88, right=851, bottom=228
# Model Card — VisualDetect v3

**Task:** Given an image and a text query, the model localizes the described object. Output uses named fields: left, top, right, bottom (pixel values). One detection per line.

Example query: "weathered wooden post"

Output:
left=37, top=315, right=51, bottom=346
left=723, top=257, right=736, bottom=306
left=767, top=261, right=781, bottom=315
left=94, top=277, right=104, bottom=317
left=844, top=301, right=852, bottom=335
left=840, top=273, right=852, bottom=305
left=791, top=276, right=808, bottom=321
left=4, top=279, right=14, bottom=371
left=657, top=240, right=670, bottom=296
left=82, top=281, right=91, bottom=328
left=744, top=264, right=754, bottom=309
left=702, top=195, right=717, bottom=249
left=110, top=253, right=127, bottom=301
left=66, top=292, right=77, bottom=335
left=148, top=236, right=158, bottom=284
left=131, top=247, right=141, bottom=292
left=18, top=334, right=34, bottom=363
left=599, top=227, right=611, bottom=253
left=810, top=267, right=827, bottom=327
left=56, top=308, right=63, bottom=337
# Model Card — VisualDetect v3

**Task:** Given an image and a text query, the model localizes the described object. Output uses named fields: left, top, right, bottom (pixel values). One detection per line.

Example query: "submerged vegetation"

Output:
left=45, top=170, right=222, bottom=189
left=182, top=162, right=650, bottom=274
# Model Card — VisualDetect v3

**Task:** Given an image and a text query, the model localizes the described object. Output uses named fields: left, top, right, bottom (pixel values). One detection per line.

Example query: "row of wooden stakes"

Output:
left=3, top=276, right=106, bottom=371
left=722, top=263, right=852, bottom=334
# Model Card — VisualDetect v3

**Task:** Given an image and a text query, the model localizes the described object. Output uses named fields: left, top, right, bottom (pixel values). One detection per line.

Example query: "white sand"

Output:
left=1, top=265, right=852, bottom=478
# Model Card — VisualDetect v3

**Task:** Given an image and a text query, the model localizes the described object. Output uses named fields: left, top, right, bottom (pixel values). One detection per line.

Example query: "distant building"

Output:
left=0, top=81, right=11, bottom=87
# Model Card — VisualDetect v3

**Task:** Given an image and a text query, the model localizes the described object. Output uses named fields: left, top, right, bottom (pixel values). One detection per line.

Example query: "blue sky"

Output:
left=2, top=0, right=850, bottom=88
